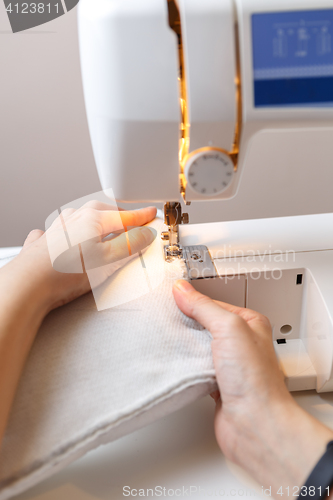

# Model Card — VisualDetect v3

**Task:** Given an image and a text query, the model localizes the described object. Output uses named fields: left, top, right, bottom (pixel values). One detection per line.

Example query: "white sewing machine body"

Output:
left=78, top=0, right=333, bottom=392
left=181, top=213, right=333, bottom=393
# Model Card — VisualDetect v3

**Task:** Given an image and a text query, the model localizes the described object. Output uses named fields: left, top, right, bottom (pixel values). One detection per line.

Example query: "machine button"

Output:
left=184, top=150, right=234, bottom=196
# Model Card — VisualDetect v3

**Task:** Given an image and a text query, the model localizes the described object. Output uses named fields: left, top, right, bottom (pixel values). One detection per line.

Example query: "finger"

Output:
left=99, top=207, right=157, bottom=234
left=210, top=299, right=271, bottom=333
left=211, top=299, right=271, bottom=336
left=173, top=280, right=248, bottom=339
left=120, top=207, right=157, bottom=229
left=81, top=227, right=157, bottom=271
left=174, top=280, right=271, bottom=337
left=108, top=226, right=157, bottom=262
left=81, top=226, right=157, bottom=270
left=22, top=229, right=45, bottom=248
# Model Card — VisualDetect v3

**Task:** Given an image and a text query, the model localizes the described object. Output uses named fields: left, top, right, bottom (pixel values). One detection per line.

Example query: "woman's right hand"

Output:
left=173, top=280, right=333, bottom=498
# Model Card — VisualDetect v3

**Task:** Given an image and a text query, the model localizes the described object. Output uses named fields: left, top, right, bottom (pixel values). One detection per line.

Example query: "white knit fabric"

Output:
left=0, top=220, right=216, bottom=500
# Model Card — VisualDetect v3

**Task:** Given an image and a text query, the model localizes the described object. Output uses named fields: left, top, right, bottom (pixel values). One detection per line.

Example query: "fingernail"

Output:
left=174, top=280, right=193, bottom=293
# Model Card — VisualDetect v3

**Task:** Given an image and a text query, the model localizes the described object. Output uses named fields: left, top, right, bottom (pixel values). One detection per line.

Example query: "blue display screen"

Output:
left=252, top=10, right=333, bottom=107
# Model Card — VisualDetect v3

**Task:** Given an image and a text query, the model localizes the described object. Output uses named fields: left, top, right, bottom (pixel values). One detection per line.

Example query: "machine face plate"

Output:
left=183, top=245, right=217, bottom=280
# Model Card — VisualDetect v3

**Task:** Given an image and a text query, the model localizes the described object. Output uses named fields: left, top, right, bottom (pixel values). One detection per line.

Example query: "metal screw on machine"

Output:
left=190, top=252, right=203, bottom=263
left=181, top=213, right=189, bottom=224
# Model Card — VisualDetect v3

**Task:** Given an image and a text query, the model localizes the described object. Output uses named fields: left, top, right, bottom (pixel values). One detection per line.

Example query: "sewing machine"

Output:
left=78, top=0, right=333, bottom=393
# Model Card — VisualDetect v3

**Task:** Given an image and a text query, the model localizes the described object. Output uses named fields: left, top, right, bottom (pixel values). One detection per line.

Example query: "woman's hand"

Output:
left=15, top=202, right=157, bottom=312
left=173, top=280, right=333, bottom=497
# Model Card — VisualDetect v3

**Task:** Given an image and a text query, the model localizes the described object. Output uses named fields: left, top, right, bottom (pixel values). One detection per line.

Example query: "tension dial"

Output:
left=184, top=150, right=234, bottom=196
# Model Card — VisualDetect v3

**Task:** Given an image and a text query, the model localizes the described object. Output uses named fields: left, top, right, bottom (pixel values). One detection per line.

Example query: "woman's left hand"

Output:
left=10, top=202, right=157, bottom=313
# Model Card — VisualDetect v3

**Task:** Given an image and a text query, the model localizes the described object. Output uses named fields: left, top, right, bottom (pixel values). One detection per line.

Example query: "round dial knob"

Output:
left=184, top=150, right=234, bottom=196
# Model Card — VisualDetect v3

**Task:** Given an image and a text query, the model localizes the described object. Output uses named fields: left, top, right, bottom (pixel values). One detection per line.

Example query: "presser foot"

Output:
left=161, top=202, right=189, bottom=262
left=163, top=244, right=183, bottom=262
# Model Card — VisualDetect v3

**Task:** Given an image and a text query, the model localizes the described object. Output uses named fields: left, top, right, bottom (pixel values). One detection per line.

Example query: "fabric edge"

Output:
left=0, top=377, right=217, bottom=500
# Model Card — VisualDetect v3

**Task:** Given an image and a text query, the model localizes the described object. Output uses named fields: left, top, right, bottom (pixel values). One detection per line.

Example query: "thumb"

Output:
left=172, top=280, right=248, bottom=340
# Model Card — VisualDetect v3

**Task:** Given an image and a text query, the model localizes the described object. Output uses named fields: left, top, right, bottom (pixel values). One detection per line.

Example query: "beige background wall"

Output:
left=0, top=5, right=100, bottom=246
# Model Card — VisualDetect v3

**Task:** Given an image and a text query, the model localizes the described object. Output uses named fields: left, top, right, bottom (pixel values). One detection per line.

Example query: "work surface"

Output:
left=10, top=391, right=333, bottom=500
